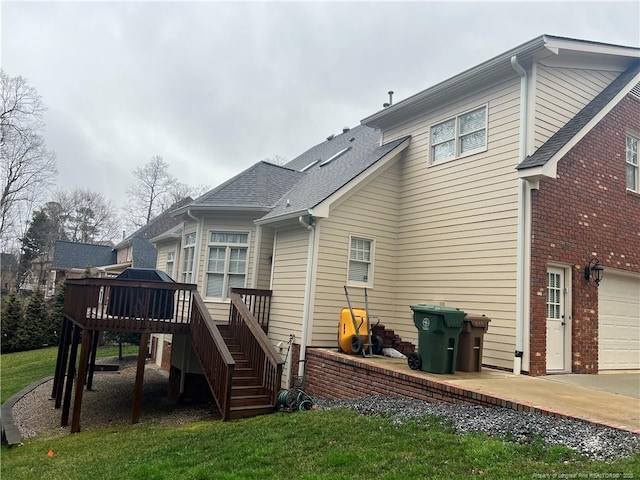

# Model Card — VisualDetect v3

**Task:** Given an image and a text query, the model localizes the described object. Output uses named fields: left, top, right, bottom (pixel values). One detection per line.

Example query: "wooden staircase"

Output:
left=189, top=288, right=283, bottom=421
left=218, top=324, right=277, bottom=419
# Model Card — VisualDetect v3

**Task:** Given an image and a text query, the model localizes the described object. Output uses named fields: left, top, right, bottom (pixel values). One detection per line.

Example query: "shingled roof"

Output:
left=52, top=240, right=116, bottom=269
left=517, top=61, right=640, bottom=170
left=261, top=125, right=409, bottom=221
left=191, top=161, right=305, bottom=209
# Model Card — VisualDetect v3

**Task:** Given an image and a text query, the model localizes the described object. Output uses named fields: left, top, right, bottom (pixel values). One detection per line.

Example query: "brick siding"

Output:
left=529, top=94, right=640, bottom=375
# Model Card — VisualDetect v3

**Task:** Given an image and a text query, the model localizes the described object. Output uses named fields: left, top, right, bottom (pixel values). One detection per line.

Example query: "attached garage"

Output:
left=598, top=271, right=640, bottom=370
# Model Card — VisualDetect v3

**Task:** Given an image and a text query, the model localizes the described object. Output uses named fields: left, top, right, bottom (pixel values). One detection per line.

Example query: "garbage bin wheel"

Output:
left=408, top=352, right=422, bottom=371
left=350, top=335, right=363, bottom=354
left=371, top=335, right=384, bottom=355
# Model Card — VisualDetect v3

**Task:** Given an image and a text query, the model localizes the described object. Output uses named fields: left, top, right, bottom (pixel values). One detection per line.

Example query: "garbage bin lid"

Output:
left=410, top=304, right=463, bottom=314
left=464, top=313, right=491, bottom=327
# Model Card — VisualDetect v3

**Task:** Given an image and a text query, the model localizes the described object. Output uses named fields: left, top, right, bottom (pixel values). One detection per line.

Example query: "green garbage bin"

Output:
left=408, top=304, right=465, bottom=374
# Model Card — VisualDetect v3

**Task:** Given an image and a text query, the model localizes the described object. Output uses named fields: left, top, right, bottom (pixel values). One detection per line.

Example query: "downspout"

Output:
left=511, top=55, right=528, bottom=375
left=297, top=214, right=316, bottom=379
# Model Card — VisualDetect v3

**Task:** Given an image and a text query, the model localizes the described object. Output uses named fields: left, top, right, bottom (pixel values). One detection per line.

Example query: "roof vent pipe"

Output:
left=383, top=90, right=394, bottom=108
left=342, top=127, right=350, bottom=133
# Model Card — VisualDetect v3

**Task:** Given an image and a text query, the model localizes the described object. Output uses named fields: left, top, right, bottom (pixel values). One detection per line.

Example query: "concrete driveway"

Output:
left=540, top=371, right=640, bottom=399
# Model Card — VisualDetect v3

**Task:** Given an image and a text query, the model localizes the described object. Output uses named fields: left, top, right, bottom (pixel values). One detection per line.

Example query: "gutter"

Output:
left=297, top=214, right=316, bottom=380
left=511, top=55, right=528, bottom=375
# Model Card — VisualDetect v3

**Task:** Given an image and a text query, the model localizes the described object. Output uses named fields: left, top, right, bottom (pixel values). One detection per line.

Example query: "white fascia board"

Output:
left=311, top=137, right=410, bottom=218
left=544, top=36, right=640, bottom=58
left=519, top=71, right=640, bottom=182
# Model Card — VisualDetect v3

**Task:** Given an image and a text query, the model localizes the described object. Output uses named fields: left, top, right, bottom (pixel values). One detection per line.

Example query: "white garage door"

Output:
left=598, top=272, right=640, bottom=370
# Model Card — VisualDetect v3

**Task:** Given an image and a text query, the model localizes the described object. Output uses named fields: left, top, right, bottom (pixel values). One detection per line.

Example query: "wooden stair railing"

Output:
left=231, top=288, right=272, bottom=332
left=228, top=289, right=283, bottom=410
left=190, top=293, right=235, bottom=420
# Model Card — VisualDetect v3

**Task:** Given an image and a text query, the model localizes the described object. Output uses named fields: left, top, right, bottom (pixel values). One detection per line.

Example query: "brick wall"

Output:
left=302, top=348, right=579, bottom=422
left=529, top=94, right=640, bottom=375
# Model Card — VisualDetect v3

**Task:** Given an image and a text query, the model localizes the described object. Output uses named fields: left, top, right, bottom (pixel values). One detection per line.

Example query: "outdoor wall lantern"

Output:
left=584, top=258, right=604, bottom=286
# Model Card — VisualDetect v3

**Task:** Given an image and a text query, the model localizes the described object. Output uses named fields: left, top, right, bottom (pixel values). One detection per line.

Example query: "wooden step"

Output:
left=230, top=394, right=272, bottom=408
left=229, top=404, right=275, bottom=420
left=234, top=367, right=255, bottom=377
left=232, top=385, right=266, bottom=396
left=232, top=375, right=259, bottom=386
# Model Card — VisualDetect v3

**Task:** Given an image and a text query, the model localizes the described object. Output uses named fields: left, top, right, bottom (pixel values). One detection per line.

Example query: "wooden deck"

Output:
left=55, top=279, right=281, bottom=433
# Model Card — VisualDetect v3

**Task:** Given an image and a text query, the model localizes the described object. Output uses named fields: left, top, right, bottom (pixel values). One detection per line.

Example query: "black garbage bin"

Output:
left=107, top=268, right=175, bottom=319
left=456, top=313, right=491, bottom=372
left=408, top=304, right=465, bottom=374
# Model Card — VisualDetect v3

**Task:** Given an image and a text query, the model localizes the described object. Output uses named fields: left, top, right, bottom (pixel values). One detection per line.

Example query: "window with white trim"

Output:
left=347, top=236, right=373, bottom=287
left=205, top=232, right=249, bottom=299
left=430, top=105, right=487, bottom=164
left=626, top=134, right=638, bottom=192
left=181, top=233, right=196, bottom=283
left=165, top=251, right=175, bottom=278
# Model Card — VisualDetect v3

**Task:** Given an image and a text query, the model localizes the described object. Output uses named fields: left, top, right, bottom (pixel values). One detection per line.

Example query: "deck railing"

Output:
left=190, top=294, right=235, bottom=420
left=229, top=288, right=282, bottom=407
left=63, top=278, right=196, bottom=334
left=232, top=288, right=272, bottom=332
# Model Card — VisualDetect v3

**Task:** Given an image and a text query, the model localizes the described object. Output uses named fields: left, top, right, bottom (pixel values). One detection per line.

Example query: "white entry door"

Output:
left=546, top=267, right=567, bottom=371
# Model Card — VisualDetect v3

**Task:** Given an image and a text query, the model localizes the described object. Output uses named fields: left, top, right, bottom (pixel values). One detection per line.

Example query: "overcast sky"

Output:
left=2, top=1, right=639, bottom=217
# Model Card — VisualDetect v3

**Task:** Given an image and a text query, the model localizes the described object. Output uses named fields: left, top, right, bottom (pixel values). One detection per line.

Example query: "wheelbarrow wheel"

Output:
left=350, top=335, right=363, bottom=354
left=371, top=335, right=384, bottom=355
left=408, top=352, right=422, bottom=370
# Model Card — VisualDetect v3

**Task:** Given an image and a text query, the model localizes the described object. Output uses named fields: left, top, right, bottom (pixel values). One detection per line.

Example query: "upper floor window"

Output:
left=165, top=251, right=175, bottom=278
left=430, top=106, right=487, bottom=164
left=181, top=233, right=196, bottom=283
left=347, top=236, right=374, bottom=287
left=626, top=134, right=638, bottom=192
left=206, top=232, right=249, bottom=300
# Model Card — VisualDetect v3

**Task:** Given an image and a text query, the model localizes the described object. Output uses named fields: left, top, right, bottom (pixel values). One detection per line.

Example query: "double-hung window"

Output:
left=165, top=251, right=175, bottom=278
left=347, top=236, right=373, bottom=287
left=206, top=232, right=249, bottom=299
left=430, top=105, right=487, bottom=164
left=181, top=233, right=196, bottom=283
left=626, top=134, right=638, bottom=192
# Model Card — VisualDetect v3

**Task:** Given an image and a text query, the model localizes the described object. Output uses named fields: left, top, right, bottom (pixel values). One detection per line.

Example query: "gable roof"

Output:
left=176, top=162, right=305, bottom=213
left=362, top=35, right=639, bottom=130
left=517, top=61, right=640, bottom=171
left=260, top=125, right=409, bottom=222
left=52, top=240, right=116, bottom=269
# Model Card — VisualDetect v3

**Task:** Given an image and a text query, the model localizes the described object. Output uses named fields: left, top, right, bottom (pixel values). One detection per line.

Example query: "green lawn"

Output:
left=1, top=345, right=138, bottom=403
left=2, top=348, right=639, bottom=479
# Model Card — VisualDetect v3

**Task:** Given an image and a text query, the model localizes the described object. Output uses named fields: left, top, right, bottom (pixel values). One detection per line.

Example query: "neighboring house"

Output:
left=153, top=35, right=639, bottom=381
left=50, top=198, right=192, bottom=290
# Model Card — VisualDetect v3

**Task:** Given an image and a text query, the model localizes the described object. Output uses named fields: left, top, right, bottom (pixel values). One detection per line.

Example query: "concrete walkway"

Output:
left=358, top=356, right=640, bottom=433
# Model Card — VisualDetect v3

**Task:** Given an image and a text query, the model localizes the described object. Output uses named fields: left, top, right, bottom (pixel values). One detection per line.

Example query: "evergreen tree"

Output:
left=48, top=283, right=66, bottom=346
left=15, top=288, right=49, bottom=350
left=1, top=293, right=23, bottom=352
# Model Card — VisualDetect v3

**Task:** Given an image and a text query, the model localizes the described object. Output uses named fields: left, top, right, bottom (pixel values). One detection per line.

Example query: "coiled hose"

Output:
left=277, top=388, right=313, bottom=412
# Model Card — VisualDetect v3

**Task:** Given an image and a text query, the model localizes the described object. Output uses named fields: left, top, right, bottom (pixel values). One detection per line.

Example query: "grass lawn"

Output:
left=2, top=348, right=639, bottom=479
left=1, top=345, right=139, bottom=403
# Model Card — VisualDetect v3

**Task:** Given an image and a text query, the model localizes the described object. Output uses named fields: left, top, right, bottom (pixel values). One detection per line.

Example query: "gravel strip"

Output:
left=11, top=357, right=218, bottom=441
left=313, top=394, right=640, bottom=461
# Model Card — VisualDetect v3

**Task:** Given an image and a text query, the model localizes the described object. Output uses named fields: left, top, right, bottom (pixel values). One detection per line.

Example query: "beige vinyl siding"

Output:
left=155, top=241, right=180, bottom=280
left=268, top=227, right=309, bottom=385
left=116, top=246, right=132, bottom=264
left=256, top=227, right=275, bottom=290
left=380, top=76, right=521, bottom=370
left=311, top=161, right=402, bottom=346
left=534, top=65, right=618, bottom=149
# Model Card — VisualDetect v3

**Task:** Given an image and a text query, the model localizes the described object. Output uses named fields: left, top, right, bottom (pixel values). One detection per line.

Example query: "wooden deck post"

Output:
left=52, top=317, right=71, bottom=402
left=70, top=328, right=92, bottom=433
left=131, top=332, right=150, bottom=424
left=86, top=330, right=101, bottom=390
left=61, top=324, right=81, bottom=427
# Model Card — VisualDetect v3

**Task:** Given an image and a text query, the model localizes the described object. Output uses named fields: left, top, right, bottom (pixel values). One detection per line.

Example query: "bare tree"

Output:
left=126, top=156, right=176, bottom=229
left=0, top=71, right=56, bottom=249
left=52, top=188, right=121, bottom=244
left=263, top=154, right=288, bottom=166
